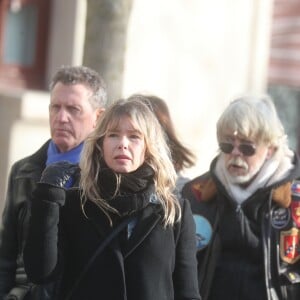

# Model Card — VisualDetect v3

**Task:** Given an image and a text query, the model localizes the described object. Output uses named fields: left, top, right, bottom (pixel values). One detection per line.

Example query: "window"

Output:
left=0, top=0, right=51, bottom=90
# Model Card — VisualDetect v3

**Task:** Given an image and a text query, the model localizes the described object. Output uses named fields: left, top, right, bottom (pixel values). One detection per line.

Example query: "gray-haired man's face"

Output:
left=219, top=134, right=274, bottom=185
left=49, top=82, right=104, bottom=153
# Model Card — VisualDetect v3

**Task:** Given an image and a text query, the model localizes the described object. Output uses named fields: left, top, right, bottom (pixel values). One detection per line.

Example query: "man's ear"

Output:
left=266, top=146, right=276, bottom=159
left=97, top=107, right=105, bottom=119
left=93, top=108, right=105, bottom=128
left=96, top=108, right=105, bottom=120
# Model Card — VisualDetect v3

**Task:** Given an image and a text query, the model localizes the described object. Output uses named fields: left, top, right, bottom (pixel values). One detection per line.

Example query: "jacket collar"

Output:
left=198, top=178, right=292, bottom=207
left=194, top=153, right=300, bottom=208
left=16, top=140, right=50, bottom=179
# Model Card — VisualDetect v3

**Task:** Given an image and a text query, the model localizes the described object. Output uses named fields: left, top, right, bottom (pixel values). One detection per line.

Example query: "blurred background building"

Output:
left=0, top=0, right=299, bottom=214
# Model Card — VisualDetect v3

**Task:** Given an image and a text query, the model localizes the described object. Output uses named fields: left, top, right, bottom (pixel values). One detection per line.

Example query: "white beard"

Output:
left=225, top=156, right=263, bottom=184
left=215, top=150, right=294, bottom=204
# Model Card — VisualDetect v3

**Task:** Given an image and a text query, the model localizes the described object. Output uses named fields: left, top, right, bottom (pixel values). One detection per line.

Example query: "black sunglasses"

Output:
left=219, top=142, right=256, bottom=156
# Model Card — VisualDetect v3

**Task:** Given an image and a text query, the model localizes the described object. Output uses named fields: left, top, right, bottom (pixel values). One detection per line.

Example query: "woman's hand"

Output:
left=39, top=161, right=79, bottom=188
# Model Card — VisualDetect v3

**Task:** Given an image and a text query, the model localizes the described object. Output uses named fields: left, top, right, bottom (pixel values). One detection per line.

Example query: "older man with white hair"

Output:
left=182, top=95, right=300, bottom=300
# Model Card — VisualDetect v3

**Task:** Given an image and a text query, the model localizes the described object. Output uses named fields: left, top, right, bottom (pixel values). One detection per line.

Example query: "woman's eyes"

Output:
left=106, top=132, right=142, bottom=139
left=130, top=134, right=142, bottom=139
left=107, top=133, right=118, bottom=137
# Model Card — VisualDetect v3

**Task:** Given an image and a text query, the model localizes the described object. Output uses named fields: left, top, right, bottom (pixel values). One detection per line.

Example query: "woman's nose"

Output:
left=118, top=137, right=128, bottom=149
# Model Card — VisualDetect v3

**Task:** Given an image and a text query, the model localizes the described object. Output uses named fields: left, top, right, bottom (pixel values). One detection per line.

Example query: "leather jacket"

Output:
left=0, top=140, right=56, bottom=300
left=182, top=154, right=300, bottom=300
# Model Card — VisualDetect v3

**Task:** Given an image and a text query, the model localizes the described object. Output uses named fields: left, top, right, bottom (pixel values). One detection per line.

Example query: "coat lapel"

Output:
left=80, top=196, right=163, bottom=259
left=83, top=200, right=112, bottom=237
left=123, top=204, right=162, bottom=258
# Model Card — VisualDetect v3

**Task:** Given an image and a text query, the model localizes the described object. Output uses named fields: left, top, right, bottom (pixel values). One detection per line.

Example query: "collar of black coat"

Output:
left=191, top=178, right=292, bottom=208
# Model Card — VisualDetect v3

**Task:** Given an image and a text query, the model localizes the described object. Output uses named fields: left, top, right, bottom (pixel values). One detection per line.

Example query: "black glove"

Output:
left=39, top=161, right=80, bottom=188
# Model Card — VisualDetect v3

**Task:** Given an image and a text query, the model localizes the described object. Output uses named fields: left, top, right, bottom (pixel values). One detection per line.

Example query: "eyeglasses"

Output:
left=219, top=142, right=256, bottom=156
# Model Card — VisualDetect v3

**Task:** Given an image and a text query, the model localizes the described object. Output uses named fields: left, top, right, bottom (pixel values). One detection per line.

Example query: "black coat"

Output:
left=0, top=140, right=55, bottom=300
left=182, top=154, right=300, bottom=300
left=24, top=185, right=200, bottom=300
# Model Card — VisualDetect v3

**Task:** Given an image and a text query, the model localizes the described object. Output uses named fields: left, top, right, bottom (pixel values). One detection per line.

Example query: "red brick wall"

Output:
left=268, top=0, right=300, bottom=87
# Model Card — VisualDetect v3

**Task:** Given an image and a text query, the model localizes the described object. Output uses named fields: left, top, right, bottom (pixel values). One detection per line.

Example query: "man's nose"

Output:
left=231, top=144, right=242, bottom=155
left=56, top=109, right=69, bottom=122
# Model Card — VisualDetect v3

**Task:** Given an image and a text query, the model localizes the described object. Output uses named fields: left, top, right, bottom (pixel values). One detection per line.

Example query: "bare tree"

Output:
left=83, top=0, right=133, bottom=103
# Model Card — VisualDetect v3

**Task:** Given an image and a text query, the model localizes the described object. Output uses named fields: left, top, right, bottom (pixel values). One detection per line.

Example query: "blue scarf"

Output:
left=46, top=141, right=83, bottom=188
left=46, top=141, right=83, bottom=166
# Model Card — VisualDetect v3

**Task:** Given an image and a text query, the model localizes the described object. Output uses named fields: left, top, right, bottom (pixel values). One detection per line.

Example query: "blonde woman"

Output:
left=24, top=97, right=200, bottom=300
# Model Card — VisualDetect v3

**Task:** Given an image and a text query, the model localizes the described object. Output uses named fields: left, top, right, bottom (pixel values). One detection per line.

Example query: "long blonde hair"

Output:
left=79, top=96, right=181, bottom=226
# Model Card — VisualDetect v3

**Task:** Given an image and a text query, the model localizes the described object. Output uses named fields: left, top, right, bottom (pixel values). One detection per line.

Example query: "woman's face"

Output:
left=102, top=116, right=146, bottom=173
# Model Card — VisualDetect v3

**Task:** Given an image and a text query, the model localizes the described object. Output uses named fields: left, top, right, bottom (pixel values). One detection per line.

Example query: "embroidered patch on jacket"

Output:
left=291, top=180, right=300, bottom=196
left=280, top=228, right=300, bottom=264
left=271, top=206, right=290, bottom=229
left=191, top=182, right=203, bottom=201
left=193, top=214, right=212, bottom=250
left=291, top=200, right=300, bottom=228
left=284, top=271, right=300, bottom=284
left=191, top=178, right=211, bottom=202
left=291, top=181, right=300, bottom=227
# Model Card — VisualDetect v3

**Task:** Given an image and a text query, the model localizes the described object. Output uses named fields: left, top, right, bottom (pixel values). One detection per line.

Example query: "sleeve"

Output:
left=173, top=198, right=201, bottom=300
left=0, top=164, right=19, bottom=297
left=23, top=185, right=66, bottom=284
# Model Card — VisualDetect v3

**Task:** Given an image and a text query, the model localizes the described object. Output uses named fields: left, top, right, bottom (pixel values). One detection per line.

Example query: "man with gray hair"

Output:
left=182, top=95, right=300, bottom=300
left=0, top=65, right=107, bottom=299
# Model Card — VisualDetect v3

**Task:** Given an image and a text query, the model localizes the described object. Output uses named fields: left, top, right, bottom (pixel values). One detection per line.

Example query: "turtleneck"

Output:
left=97, top=162, right=157, bottom=216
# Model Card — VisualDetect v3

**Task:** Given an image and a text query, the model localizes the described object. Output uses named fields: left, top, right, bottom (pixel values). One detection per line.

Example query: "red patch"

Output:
left=291, top=200, right=300, bottom=227
left=191, top=178, right=211, bottom=202
left=191, top=182, right=203, bottom=202
left=280, top=228, right=300, bottom=264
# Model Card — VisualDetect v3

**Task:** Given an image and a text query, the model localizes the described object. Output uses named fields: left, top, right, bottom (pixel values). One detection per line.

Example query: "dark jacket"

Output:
left=0, top=141, right=55, bottom=300
left=182, top=154, right=300, bottom=300
left=24, top=184, right=200, bottom=300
